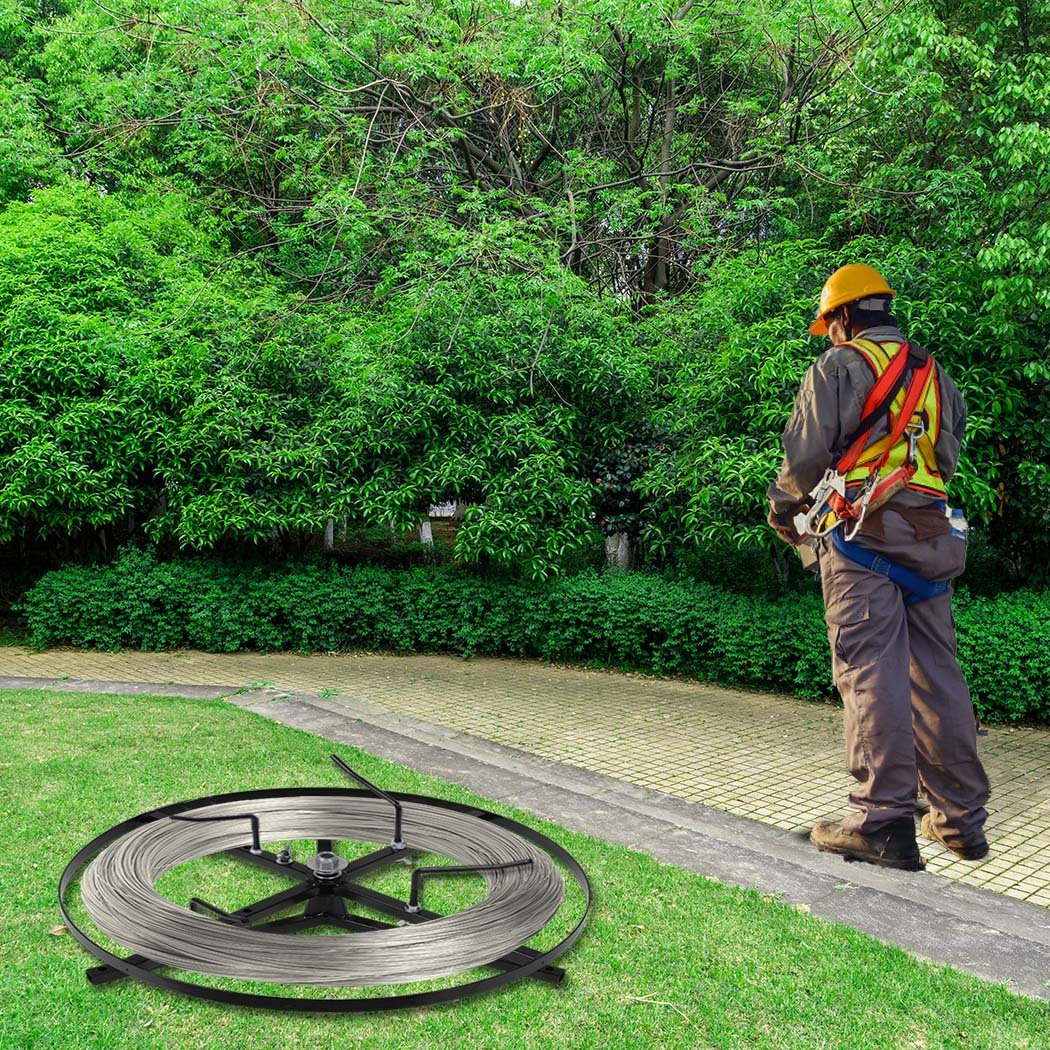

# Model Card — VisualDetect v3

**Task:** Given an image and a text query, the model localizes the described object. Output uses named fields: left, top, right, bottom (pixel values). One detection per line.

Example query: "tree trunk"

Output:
left=604, top=531, right=636, bottom=571
left=640, top=73, right=677, bottom=297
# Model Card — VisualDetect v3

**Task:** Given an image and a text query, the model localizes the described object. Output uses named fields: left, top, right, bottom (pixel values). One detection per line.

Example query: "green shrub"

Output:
left=16, top=546, right=1049, bottom=725
left=954, top=590, right=1050, bottom=725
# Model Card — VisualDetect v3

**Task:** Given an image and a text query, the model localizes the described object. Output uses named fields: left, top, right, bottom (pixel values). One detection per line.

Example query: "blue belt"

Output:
left=829, top=528, right=950, bottom=606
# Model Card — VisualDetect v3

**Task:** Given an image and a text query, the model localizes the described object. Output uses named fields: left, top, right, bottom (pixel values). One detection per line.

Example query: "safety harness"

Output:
left=793, top=338, right=954, bottom=606
left=842, top=338, right=945, bottom=499
left=794, top=340, right=941, bottom=543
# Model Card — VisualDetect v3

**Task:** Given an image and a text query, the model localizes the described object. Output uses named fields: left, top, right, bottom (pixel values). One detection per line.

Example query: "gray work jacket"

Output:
left=767, top=325, right=968, bottom=517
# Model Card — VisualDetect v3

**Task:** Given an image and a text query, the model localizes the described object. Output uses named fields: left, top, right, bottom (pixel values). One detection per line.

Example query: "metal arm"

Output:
left=188, top=897, right=247, bottom=925
left=331, top=755, right=405, bottom=849
left=407, top=860, right=533, bottom=913
left=171, top=811, right=262, bottom=855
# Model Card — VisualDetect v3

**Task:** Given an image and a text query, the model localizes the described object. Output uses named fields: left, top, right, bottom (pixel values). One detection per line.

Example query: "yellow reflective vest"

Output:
left=843, top=338, right=947, bottom=499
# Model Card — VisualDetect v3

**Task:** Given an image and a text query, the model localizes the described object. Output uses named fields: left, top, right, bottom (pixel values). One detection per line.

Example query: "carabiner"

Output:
left=904, top=416, right=926, bottom=465
left=841, top=469, right=880, bottom=541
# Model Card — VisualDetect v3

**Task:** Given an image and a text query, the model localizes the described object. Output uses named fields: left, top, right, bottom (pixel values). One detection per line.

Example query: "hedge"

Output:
left=15, top=546, right=1050, bottom=725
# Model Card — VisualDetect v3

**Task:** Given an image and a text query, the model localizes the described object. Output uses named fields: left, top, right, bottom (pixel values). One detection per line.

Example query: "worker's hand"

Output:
left=767, top=504, right=806, bottom=546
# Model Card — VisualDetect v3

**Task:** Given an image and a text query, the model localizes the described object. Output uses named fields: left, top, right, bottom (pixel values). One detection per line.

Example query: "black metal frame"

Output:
left=59, top=758, right=590, bottom=1013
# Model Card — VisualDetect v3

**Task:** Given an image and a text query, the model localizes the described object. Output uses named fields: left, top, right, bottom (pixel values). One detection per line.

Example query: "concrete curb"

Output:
left=6, top=674, right=1050, bottom=1000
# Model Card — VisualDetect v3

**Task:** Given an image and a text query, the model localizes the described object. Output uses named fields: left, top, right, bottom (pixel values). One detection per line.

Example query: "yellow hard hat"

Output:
left=809, top=264, right=896, bottom=335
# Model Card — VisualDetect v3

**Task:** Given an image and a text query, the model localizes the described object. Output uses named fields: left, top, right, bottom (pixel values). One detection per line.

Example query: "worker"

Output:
left=766, top=263, right=990, bottom=871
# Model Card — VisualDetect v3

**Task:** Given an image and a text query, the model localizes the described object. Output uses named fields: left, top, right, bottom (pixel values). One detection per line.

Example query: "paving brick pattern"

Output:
left=3, top=646, right=1049, bottom=905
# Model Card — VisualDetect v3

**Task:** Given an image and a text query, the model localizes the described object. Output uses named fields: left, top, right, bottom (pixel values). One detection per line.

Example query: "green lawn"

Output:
left=3, top=688, right=1048, bottom=1050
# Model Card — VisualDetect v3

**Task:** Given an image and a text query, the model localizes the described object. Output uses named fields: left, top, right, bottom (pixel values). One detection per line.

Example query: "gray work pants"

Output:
left=816, top=509, right=990, bottom=845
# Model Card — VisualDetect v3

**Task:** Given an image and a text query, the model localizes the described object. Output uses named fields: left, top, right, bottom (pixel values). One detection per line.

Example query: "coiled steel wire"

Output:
left=79, top=795, right=564, bottom=985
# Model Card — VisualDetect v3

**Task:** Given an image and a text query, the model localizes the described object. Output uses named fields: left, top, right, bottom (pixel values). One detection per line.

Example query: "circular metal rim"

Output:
left=59, top=786, right=591, bottom=1012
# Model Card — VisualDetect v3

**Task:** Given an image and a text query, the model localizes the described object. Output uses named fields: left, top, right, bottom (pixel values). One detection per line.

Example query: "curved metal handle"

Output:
left=407, top=860, right=533, bottom=913
left=188, top=897, right=246, bottom=925
left=331, top=755, right=405, bottom=848
left=171, top=811, right=262, bottom=855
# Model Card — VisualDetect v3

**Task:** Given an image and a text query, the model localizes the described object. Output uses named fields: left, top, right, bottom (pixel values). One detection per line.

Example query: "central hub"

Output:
left=306, top=850, right=349, bottom=881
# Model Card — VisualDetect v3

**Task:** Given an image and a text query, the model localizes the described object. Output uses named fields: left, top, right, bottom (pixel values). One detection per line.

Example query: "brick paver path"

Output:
left=4, top=646, right=1049, bottom=904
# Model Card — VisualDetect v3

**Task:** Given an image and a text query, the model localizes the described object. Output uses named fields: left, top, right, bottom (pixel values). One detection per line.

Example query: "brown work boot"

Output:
left=810, top=818, right=924, bottom=871
left=920, top=813, right=989, bottom=861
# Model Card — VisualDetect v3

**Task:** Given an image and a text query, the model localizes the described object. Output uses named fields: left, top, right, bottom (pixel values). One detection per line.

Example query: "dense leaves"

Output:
left=0, top=0, right=1046, bottom=580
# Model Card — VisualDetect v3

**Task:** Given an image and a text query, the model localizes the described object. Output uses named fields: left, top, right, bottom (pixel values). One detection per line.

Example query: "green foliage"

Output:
left=639, top=240, right=829, bottom=563
left=590, top=423, right=671, bottom=539
left=0, top=0, right=1047, bottom=581
left=0, top=178, right=351, bottom=548
left=954, top=588, right=1050, bottom=725
left=0, top=182, right=649, bottom=577
left=18, top=547, right=1050, bottom=724
left=351, top=240, right=653, bottom=577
